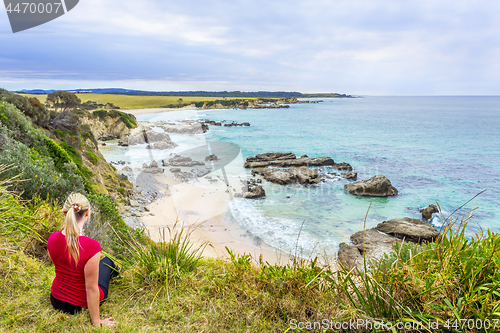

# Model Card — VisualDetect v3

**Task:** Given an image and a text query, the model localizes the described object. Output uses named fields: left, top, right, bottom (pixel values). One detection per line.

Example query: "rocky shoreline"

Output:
left=91, top=105, right=442, bottom=267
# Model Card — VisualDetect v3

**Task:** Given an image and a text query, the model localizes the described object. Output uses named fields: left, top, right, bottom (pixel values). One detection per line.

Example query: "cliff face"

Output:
left=80, top=109, right=137, bottom=141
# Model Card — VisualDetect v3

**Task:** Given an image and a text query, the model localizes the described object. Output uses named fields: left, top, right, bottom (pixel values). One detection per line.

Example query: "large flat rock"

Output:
left=251, top=166, right=322, bottom=186
left=375, top=217, right=440, bottom=243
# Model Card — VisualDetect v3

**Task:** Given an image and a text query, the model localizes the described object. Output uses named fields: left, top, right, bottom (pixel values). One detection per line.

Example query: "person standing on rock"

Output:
left=47, top=193, right=118, bottom=327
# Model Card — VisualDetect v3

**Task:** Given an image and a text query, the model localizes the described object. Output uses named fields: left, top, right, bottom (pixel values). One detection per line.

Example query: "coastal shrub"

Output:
left=59, top=142, right=82, bottom=166
left=0, top=89, right=49, bottom=127
left=118, top=111, right=137, bottom=128
left=92, top=110, right=137, bottom=129
left=0, top=133, right=85, bottom=202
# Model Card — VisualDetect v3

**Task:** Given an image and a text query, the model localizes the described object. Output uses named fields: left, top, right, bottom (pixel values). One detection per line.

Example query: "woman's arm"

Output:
left=84, top=252, right=116, bottom=327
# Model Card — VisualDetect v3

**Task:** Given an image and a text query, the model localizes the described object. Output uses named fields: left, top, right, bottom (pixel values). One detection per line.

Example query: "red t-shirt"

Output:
left=47, top=231, right=104, bottom=307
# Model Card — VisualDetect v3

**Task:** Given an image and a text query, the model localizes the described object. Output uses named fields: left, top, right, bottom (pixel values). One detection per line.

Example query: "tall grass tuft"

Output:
left=0, top=165, right=34, bottom=243
left=117, top=220, right=206, bottom=286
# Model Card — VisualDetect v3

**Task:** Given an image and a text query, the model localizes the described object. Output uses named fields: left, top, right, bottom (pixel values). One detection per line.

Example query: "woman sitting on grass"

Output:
left=47, top=193, right=118, bottom=327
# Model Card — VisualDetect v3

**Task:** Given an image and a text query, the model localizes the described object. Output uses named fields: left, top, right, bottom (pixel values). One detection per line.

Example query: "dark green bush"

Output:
left=0, top=89, right=49, bottom=127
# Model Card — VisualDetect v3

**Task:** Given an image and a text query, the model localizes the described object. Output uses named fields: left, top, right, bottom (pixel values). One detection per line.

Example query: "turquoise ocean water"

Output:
left=110, top=97, right=500, bottom=258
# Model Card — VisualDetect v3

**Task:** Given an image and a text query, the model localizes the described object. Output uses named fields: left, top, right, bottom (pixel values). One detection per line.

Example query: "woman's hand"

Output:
left=97, top=317, right=116, bottom=327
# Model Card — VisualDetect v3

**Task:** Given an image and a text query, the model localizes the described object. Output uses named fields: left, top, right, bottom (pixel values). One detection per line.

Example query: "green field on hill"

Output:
left=19, top=93, right=254, bottom=109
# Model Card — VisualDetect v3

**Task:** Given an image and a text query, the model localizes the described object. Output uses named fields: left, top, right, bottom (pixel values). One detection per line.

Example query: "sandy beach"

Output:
left=117, top=107, right=294, bottom=265
left=123, top=105, right=198, bottom=115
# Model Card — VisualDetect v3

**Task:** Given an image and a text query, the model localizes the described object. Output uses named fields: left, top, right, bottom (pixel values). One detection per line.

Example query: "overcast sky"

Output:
left=1, top=0, right=499, bottom=95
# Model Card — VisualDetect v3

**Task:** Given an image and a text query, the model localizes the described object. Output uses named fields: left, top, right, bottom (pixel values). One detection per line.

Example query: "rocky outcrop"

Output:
left=251, top=166, right=322, bottom=186
left=223, top=122, right=251, bottom=127
left=344, top=175, right=398, bottom=197
left=375, top=217, right=440, bottom=243
left=166, top=155, right=205, bottom=167
left=244, top=152, right=340, bottom=169
left=144, top=120, right=208, bottom=134
left=124, top=127, right=175, bottom=145
left=338, top=217, right=440, bottom=272
left=420, top=204, right=439, bottom=220
left=235, top=180, right=266, bottom=199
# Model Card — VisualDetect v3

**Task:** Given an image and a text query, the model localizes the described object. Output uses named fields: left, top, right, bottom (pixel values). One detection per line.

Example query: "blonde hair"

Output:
left=62, top=193, right=91, bottom=264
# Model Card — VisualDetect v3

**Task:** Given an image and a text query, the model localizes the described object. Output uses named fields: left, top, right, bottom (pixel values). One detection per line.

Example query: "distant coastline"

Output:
left=16, top=88, right=355, bottom=99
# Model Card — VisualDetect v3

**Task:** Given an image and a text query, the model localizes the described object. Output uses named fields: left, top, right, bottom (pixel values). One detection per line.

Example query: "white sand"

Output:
left=123, top=105, right=197, bottom=115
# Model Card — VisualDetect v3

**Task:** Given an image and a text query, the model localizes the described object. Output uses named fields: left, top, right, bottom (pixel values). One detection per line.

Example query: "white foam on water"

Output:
left=431, top=215, right=442, bottom=227
left=229, top=198, right=340, bottom=259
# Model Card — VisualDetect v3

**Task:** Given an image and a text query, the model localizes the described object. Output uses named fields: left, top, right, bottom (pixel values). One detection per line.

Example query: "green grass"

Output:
left=20, top=94, right=254, bottom=110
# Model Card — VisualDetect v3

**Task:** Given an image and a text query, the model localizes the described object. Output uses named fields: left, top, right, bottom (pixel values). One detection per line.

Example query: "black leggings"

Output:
left=50, top=257, right=118, bottom=314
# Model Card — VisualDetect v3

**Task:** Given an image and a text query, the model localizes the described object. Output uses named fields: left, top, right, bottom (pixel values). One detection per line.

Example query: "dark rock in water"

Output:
left=252, top=166, right=321, bottom=186
left=375, top=217, right=440, bottom=243
left=205, top=154, right=218, bottom=161
left=332, top=162, right=353, bottom=171
left=146, top=144, right=152, bottom=149
left=168, top=155, right=205, bottom=167
left=244, top=152, right=335, bottom=168
left=344, top=175, right=398, bottom=197
left=420, top=204, right=439, bottom=220
left=162, top=160, right=169, bottom=167
left=342, top=172, right=357, bottom=180
left=247, top=156, right=335, bottom=168
left=170, top=168, right=181, bottom=173
left=235, top=181, right=266, bottom=199
left=246, top=152, right=296, bottom=162
left=118, top=137, right=129, bottom=146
